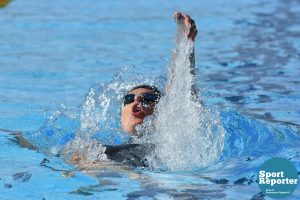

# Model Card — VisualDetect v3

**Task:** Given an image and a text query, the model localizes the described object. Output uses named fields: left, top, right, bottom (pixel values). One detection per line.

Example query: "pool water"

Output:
left=0, top=0, right=299, bottom=199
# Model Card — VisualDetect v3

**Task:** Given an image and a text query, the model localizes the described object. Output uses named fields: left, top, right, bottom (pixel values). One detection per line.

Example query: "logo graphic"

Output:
left=258, top=157, right=299, bottom=198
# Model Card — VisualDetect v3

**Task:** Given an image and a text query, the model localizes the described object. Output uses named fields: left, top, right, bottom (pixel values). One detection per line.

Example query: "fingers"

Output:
left=173, top=12, right=197, bottom=41
left=188, top=29, right=197, bottom=41
left=173, top=12, right=190, bottom=23
left=188, top=18, right=197, bottom=41
left=173, top=11, right=184, bottom=22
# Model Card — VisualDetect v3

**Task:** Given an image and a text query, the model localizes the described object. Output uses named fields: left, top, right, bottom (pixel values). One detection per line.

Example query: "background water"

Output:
left=0, top=0, right=299, bottom=199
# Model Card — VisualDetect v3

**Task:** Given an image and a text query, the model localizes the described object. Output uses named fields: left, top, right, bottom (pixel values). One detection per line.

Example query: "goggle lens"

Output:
left=123, top=92, right=160, bottom=106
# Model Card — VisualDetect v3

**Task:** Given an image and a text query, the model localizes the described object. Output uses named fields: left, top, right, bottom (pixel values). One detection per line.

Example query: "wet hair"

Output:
left=128, top=85, right=162, bottom=98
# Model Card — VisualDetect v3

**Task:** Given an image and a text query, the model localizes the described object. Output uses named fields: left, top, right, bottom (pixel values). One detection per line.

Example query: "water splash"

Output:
left=61, top=137, right=107, bottom=162
left=26, top=105, right=79, bottom=155
left=55, top=66, right=163, bottom=162
left=25, top=23, right=226, bottom=169
left=143, top=23, right=225, bottom=171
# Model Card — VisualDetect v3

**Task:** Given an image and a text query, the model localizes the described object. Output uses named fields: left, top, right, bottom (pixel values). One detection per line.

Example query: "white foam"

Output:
left=62, top=137, right=107, bottom=162
left=142, top=25, right=225, bottom=171
left=59, top=27, right=225, bottom=170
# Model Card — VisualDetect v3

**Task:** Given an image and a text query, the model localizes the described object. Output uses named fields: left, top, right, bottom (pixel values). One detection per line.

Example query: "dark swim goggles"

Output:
left=123, top=92, right=161, bottom=106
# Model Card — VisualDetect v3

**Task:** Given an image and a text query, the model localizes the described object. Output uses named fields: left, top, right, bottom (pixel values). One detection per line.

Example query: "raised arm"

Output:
left=166, top=12, right=198, bottom=94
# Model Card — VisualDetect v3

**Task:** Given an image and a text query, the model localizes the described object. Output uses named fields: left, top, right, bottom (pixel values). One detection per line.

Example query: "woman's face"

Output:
left=121, top=88, right=156, bottom=134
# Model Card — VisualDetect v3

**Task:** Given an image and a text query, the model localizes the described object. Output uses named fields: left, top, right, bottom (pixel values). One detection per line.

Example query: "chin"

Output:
left=132, top=117, right=144, bottom=125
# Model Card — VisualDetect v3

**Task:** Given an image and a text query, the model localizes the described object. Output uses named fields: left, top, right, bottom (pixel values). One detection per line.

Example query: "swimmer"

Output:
left=120, top=12, right=197, bottom=134
left=94, top=12, right=198, bottom=167
left=4, top=12, right=198, bottom=168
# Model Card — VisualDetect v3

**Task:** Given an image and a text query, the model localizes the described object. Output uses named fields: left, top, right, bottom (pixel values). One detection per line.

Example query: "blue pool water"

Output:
left=1, top=0, right=300, bottom=199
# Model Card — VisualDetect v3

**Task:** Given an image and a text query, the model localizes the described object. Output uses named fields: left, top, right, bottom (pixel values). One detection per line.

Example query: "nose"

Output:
left=134, top=95, right=142, bottom=103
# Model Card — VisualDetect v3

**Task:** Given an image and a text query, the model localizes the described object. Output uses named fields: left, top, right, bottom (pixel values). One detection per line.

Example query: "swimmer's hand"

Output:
left=173, top=12, right=197, bottom=41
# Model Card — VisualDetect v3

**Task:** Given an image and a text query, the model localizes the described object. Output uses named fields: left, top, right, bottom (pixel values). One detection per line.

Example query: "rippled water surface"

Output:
left=0, top=0, right=299, bottom=199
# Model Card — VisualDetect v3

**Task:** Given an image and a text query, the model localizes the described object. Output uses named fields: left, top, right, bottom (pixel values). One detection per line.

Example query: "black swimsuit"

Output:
left=103, top=143, right=154, bottom=167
